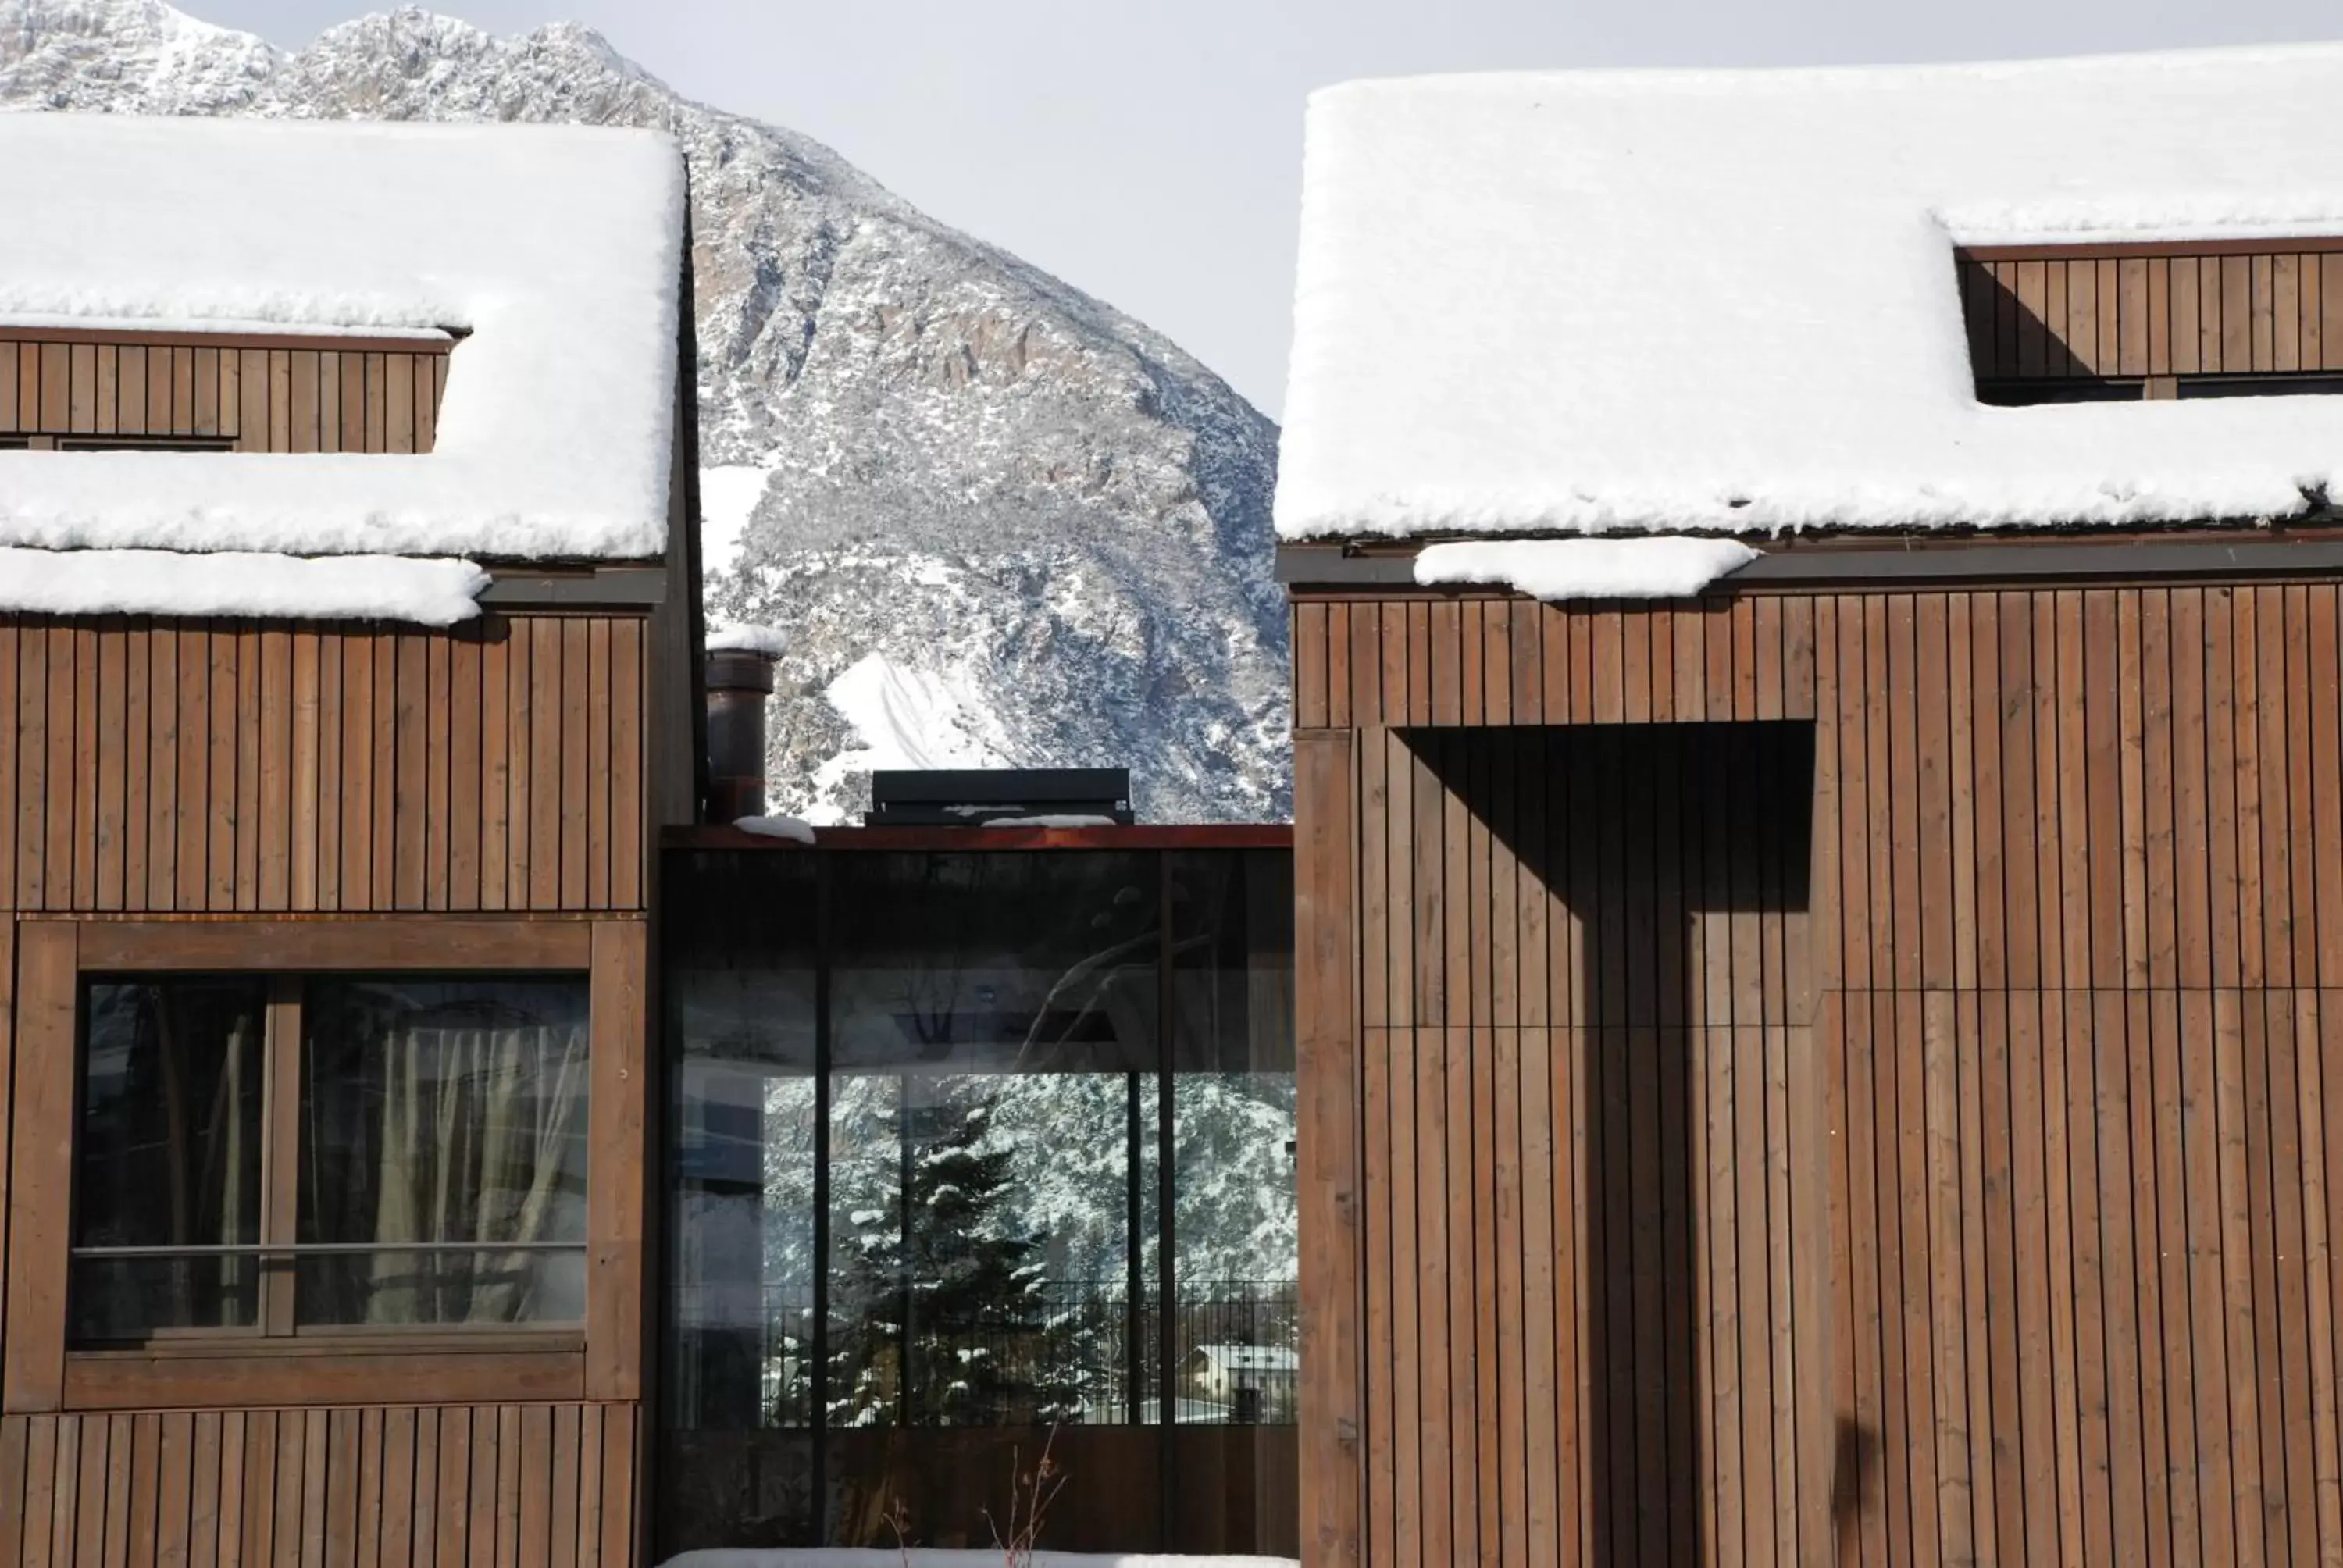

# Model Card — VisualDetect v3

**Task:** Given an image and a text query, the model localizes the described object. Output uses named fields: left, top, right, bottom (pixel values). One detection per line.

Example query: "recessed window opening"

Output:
left=0, top=334, right=453, bottom=453
left=1956, top=246, right=2343, bottom=405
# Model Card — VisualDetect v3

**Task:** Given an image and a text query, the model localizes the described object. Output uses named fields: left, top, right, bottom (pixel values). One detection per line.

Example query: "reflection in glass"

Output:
left=661, top=846, right=1296, bottom=1556
left=664, top=853, right=820, bottom=1548
left=72, top=978, right=267, bottom=1339
left=1171, top=850, right=1299, bottom=1427
left=827, top=853, right=1160, bottom=1548
left=298, top=976, right=590, bottom=1326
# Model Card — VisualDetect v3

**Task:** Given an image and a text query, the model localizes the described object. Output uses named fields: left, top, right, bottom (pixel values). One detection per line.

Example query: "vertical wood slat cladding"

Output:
left=1296, top=583, right=2343, bottom=1566
left=0, top=1405, right=637, bottom=1568
left=1957, top=250, right=2343, bottom=380
left=0, top=615, right=647, bottom=913
left=0, top=336, right=449, bottom=451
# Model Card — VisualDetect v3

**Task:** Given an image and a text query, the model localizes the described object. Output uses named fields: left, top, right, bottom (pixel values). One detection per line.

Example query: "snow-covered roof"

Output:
left=1277, top=45, right=2343, bottom=542
left=1187, top=1344, right=1300, bottom=1373
left=0, top=113, right=685, bottom=561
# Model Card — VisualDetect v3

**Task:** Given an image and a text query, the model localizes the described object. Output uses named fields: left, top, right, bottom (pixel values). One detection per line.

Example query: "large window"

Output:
left=663, top=846, right=1296, bottom=1558
left=70, top=972, right=590, bottom=1342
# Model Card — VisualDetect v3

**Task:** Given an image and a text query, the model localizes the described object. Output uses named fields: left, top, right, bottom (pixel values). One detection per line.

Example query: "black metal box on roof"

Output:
left=865, top=767, right=1136, bottom=826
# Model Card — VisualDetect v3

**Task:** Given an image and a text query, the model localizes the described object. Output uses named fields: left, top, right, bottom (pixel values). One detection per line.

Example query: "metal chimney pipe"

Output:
left=704, top=647, right=777, bottom=823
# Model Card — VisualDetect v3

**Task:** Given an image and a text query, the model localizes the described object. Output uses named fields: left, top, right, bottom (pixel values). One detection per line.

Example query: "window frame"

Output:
left=70, top=971, right=594, bottom=1345
left=2, top=918, right=646, bottom=1414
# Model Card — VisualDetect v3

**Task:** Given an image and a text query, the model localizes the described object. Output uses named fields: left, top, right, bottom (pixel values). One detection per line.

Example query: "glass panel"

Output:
left=829, top=853, right=1159, bottom=1073
left=662, top=853, right=820, bottom=1551
left=71, top=978, right=267, bottom=1339
left=826, top=852, right=1161, bottom=1549
left=655, top=846, right=1298, bottom=1557
left=1168, top=849, right=1299, bottom=1556
left=298, top=975, right=590, bottom=1327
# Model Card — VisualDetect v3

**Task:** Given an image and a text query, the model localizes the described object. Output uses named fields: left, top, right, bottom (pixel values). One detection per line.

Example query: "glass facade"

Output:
left=662, top=846, right=1296, bottom=1556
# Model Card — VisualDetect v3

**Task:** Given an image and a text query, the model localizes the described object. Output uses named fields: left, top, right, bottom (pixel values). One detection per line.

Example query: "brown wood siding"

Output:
left=0, top=336, right=449, bottom=452
left=0, top=1404, right=637, bottom=1568
left=1295, top=582, right=2343, bottom=1567
left=1958, top=250, right=2343, bottom=380
left=0, top=615, right=647, bottom=914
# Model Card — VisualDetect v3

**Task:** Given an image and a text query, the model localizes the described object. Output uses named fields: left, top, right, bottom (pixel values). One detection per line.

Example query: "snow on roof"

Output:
left=0, top=113, right=685, bottom=561
left=1277, top=45, right=2343, bottom=542
left=1414, top=537, right=1760, bottom=600
left=0, top=547, right=487, bottom=625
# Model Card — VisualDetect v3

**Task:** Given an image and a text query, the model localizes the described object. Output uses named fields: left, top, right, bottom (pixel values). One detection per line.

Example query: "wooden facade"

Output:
left=0, top=617, right=647, bottom=914
left=0, top=1403, right=640, bottom=1568
left=0, top=307, right=701, bottom=1563
left=0, top=332, right=451, bottom=453
left=1289, top=556, right=2343, bottom=1566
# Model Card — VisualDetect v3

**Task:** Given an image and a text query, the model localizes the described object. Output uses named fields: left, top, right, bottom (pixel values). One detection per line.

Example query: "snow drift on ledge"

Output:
left=0, top=112, right=684, bottom=561
left=0, top=547, right=487, bottom=622
left=1276, top=44, right=2343, bottom=541
left=731, top=814, right=817, bottom=844
left=1414, top=537, right=1760, bottom=600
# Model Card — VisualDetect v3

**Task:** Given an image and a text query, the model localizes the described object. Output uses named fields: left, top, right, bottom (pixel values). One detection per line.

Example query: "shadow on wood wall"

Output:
left=1414, top=719, right=1816, bottom=1565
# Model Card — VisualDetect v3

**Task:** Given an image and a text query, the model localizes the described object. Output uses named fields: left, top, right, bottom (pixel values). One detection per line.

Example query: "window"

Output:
left=70, top=972, right=590, bottom=1344
left=662, top=846, right=1296, bottom=1558
left=1957, top=247, right=2343, bottom=404
left=73, top=978, right=266, bottom=1340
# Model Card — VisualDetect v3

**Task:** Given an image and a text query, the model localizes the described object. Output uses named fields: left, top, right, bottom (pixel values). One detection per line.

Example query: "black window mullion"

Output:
left=811, top=854, right=833, bottom=1543
left=1156, top=859, right=1178, bottom=1549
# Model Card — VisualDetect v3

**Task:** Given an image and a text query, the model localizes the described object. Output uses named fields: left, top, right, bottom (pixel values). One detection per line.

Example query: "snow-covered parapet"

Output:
left=1278, top=46, right=2343, bottom=540
left=732, top=814, right=817, bottom=845
left=1414, top=537, right=1760, bottom=601
left=0, top=114, right=684, bottom=561
left=0, top=547, right=488, bottom=625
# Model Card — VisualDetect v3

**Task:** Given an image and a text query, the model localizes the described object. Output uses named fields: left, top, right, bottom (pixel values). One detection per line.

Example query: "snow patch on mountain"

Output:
left=697, top=467, right=772, bottom=579
left=0, top=0, right=1290, bottom=824
left=809, top=649, right=1017, bottom=822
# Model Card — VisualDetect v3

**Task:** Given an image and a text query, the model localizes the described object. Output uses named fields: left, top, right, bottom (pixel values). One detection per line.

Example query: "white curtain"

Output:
left=363, top=1018, right=589, bottom=1324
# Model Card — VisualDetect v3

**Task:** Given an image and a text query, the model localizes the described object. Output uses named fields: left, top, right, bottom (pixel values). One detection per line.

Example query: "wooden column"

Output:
left=1297, top=728, right=1363, bottom=1568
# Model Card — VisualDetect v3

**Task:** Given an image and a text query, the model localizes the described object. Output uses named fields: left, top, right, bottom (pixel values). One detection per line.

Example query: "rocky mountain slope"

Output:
left=0, top=0, right=1291, bottom=823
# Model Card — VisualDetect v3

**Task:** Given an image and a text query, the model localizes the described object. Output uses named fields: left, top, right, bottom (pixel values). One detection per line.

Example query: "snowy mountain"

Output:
left=0, top=0, right=1292, bottom=825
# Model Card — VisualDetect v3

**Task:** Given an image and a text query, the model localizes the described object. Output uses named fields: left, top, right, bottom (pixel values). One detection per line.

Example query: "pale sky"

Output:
left=195, top=0, right=2342, bottom=419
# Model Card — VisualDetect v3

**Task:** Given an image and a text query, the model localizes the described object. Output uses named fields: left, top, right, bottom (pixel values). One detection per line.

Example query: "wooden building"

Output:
left=0, top=116, right=701, bottom=1566
left=1279, top=52, right=2343, bottom=1568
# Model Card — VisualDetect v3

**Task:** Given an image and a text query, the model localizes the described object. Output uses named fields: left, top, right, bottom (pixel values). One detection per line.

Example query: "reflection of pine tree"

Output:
left=831, top=1078, right=1089, bottom=1427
